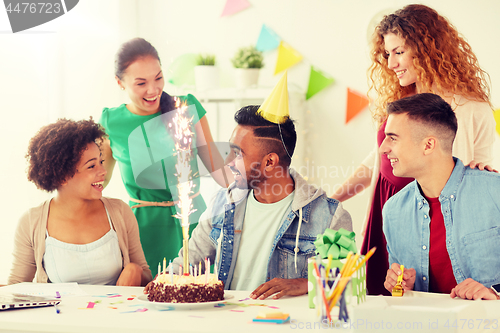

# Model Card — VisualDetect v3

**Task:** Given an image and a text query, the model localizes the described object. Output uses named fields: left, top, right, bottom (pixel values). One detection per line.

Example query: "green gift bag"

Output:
left=308, top=228, right=366, bottom=308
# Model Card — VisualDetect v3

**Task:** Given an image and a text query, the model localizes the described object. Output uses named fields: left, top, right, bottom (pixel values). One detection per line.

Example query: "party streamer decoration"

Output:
left=256, top=25, right=281, bottom=52
left=274, top=41, right=303, bottom=75
left=221, top=0, right=251, bottom=17
left=306, top=66, right=335, bottom=100
left=346, top=88, right=369, bottom=124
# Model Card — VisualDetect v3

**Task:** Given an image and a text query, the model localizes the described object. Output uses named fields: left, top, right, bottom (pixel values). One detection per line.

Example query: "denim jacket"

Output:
left=383, top=158, right=500, bottom=292
left=173, top=168, right=352, bottom=289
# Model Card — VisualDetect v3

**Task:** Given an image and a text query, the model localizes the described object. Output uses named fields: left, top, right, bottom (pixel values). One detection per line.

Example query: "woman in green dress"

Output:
left=100, top=38, right=231, bottom=277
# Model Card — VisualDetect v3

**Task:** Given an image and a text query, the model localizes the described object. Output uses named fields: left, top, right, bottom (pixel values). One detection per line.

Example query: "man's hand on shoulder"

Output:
left=450, top=278, right=499, bottom=300
left=250, top=278, right=308, bottom=300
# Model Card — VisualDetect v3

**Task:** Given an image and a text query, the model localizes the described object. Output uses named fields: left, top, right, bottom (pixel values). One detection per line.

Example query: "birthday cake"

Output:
left=147, top=273, right=224, bottom=303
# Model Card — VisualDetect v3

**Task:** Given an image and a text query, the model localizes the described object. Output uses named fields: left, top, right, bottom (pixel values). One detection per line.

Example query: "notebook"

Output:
left=0, top=293, right=60, bottom=310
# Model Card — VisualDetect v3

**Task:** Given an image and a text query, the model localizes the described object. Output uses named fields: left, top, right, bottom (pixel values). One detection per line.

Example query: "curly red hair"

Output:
left=368, top=4, right=491, bottom=126
left=26, top=118, right=107, bottom=192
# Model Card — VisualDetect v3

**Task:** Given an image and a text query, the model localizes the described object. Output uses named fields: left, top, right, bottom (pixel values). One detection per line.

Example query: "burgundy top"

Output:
left=361, top=121, right=413, bottom=295
left=427, top=196, right=457, bottom=294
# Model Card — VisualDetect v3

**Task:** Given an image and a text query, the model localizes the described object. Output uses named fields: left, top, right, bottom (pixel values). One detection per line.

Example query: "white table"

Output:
left=1, top=285, right=499, bottom=333
left=0, top=285, right=315, bottom=333
left=352, top=291, right=500, bottom=333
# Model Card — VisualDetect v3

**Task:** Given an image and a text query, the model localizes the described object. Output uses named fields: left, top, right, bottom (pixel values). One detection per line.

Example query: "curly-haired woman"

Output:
left=331, top=4, right=496, bottom=295
left=8, top=118, right=152, bottom=286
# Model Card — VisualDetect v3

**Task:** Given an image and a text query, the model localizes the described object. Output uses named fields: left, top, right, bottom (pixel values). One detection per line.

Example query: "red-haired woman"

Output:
left=332, top=4, right=496, bottom=295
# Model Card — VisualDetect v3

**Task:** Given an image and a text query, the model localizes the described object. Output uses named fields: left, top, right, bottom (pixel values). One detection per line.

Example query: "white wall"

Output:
left=0, top=0, right=499, bottom=284
left=138, top=0, right=500, bottom=259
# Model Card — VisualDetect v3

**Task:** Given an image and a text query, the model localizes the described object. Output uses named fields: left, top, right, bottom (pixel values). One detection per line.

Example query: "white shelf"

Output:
left=173, top=85, right=305, bottom=103
left=193, top=87, right=272, bottom=102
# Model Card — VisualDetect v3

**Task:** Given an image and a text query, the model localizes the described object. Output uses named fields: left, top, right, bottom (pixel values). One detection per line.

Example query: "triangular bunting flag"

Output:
left=256, top=25, right=281, bottom=52
left=494, top=109, right=500, bottom=137
left=221, top=0, right=251, bottom=17
left=274, top=41, right=303, bottom=75
left=346, top=88, right=369, bottom=124
left=257, top=72, right=289, bottom=124
left=306, top=66, right=335, bottom=100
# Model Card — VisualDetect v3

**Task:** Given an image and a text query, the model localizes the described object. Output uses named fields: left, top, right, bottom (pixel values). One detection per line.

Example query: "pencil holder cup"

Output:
left=308, top=257, right=367, bottom=309
left=313, top=270, right=334, bottom=323
left=313, top=269, right=352, bottom=326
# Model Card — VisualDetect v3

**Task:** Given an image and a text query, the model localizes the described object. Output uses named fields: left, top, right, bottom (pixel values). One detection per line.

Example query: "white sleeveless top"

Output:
left=43, top=208, right=123, bottom=285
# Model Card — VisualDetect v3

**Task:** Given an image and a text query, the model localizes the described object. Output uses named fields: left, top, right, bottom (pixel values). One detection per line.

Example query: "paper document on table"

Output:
left=0, top=282, right=87, bottom=297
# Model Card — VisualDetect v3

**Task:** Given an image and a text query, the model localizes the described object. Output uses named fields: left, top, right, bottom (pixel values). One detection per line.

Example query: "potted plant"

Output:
left=194, top=54, right=218, bottom=91
left=231, top=46, right=264, bottom=89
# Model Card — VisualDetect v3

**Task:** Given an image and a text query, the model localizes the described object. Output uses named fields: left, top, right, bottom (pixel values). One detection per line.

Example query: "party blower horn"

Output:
left=392, top=265, right=405, bottom=297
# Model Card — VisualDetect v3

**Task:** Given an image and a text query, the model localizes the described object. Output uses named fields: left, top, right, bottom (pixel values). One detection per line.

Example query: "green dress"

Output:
left=100, top=93, right=207, bottom=277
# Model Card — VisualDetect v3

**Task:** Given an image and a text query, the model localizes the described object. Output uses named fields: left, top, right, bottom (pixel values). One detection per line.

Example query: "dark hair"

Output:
left=387, top=93, right=457, bottom=152
left=115, top=38, right=161, bottom=80
left=368, top=4, right=490, bottom=125
left=234, top=105, right=297, bottom=166
left=115, top=38, right=175, bottom=115
left=26, top=118, right=107, bottom=192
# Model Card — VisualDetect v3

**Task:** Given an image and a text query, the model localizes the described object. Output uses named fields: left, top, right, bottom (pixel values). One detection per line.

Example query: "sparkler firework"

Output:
left=169, top=97, right=197, bottom=275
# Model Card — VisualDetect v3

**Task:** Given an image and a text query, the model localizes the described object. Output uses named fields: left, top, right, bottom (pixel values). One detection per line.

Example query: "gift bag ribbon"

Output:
left=314, top=228, right=357, bottom=259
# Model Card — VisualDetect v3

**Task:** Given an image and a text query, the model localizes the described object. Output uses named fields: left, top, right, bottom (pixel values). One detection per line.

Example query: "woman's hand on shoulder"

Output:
left=468, top=160, right=498, bottom=173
